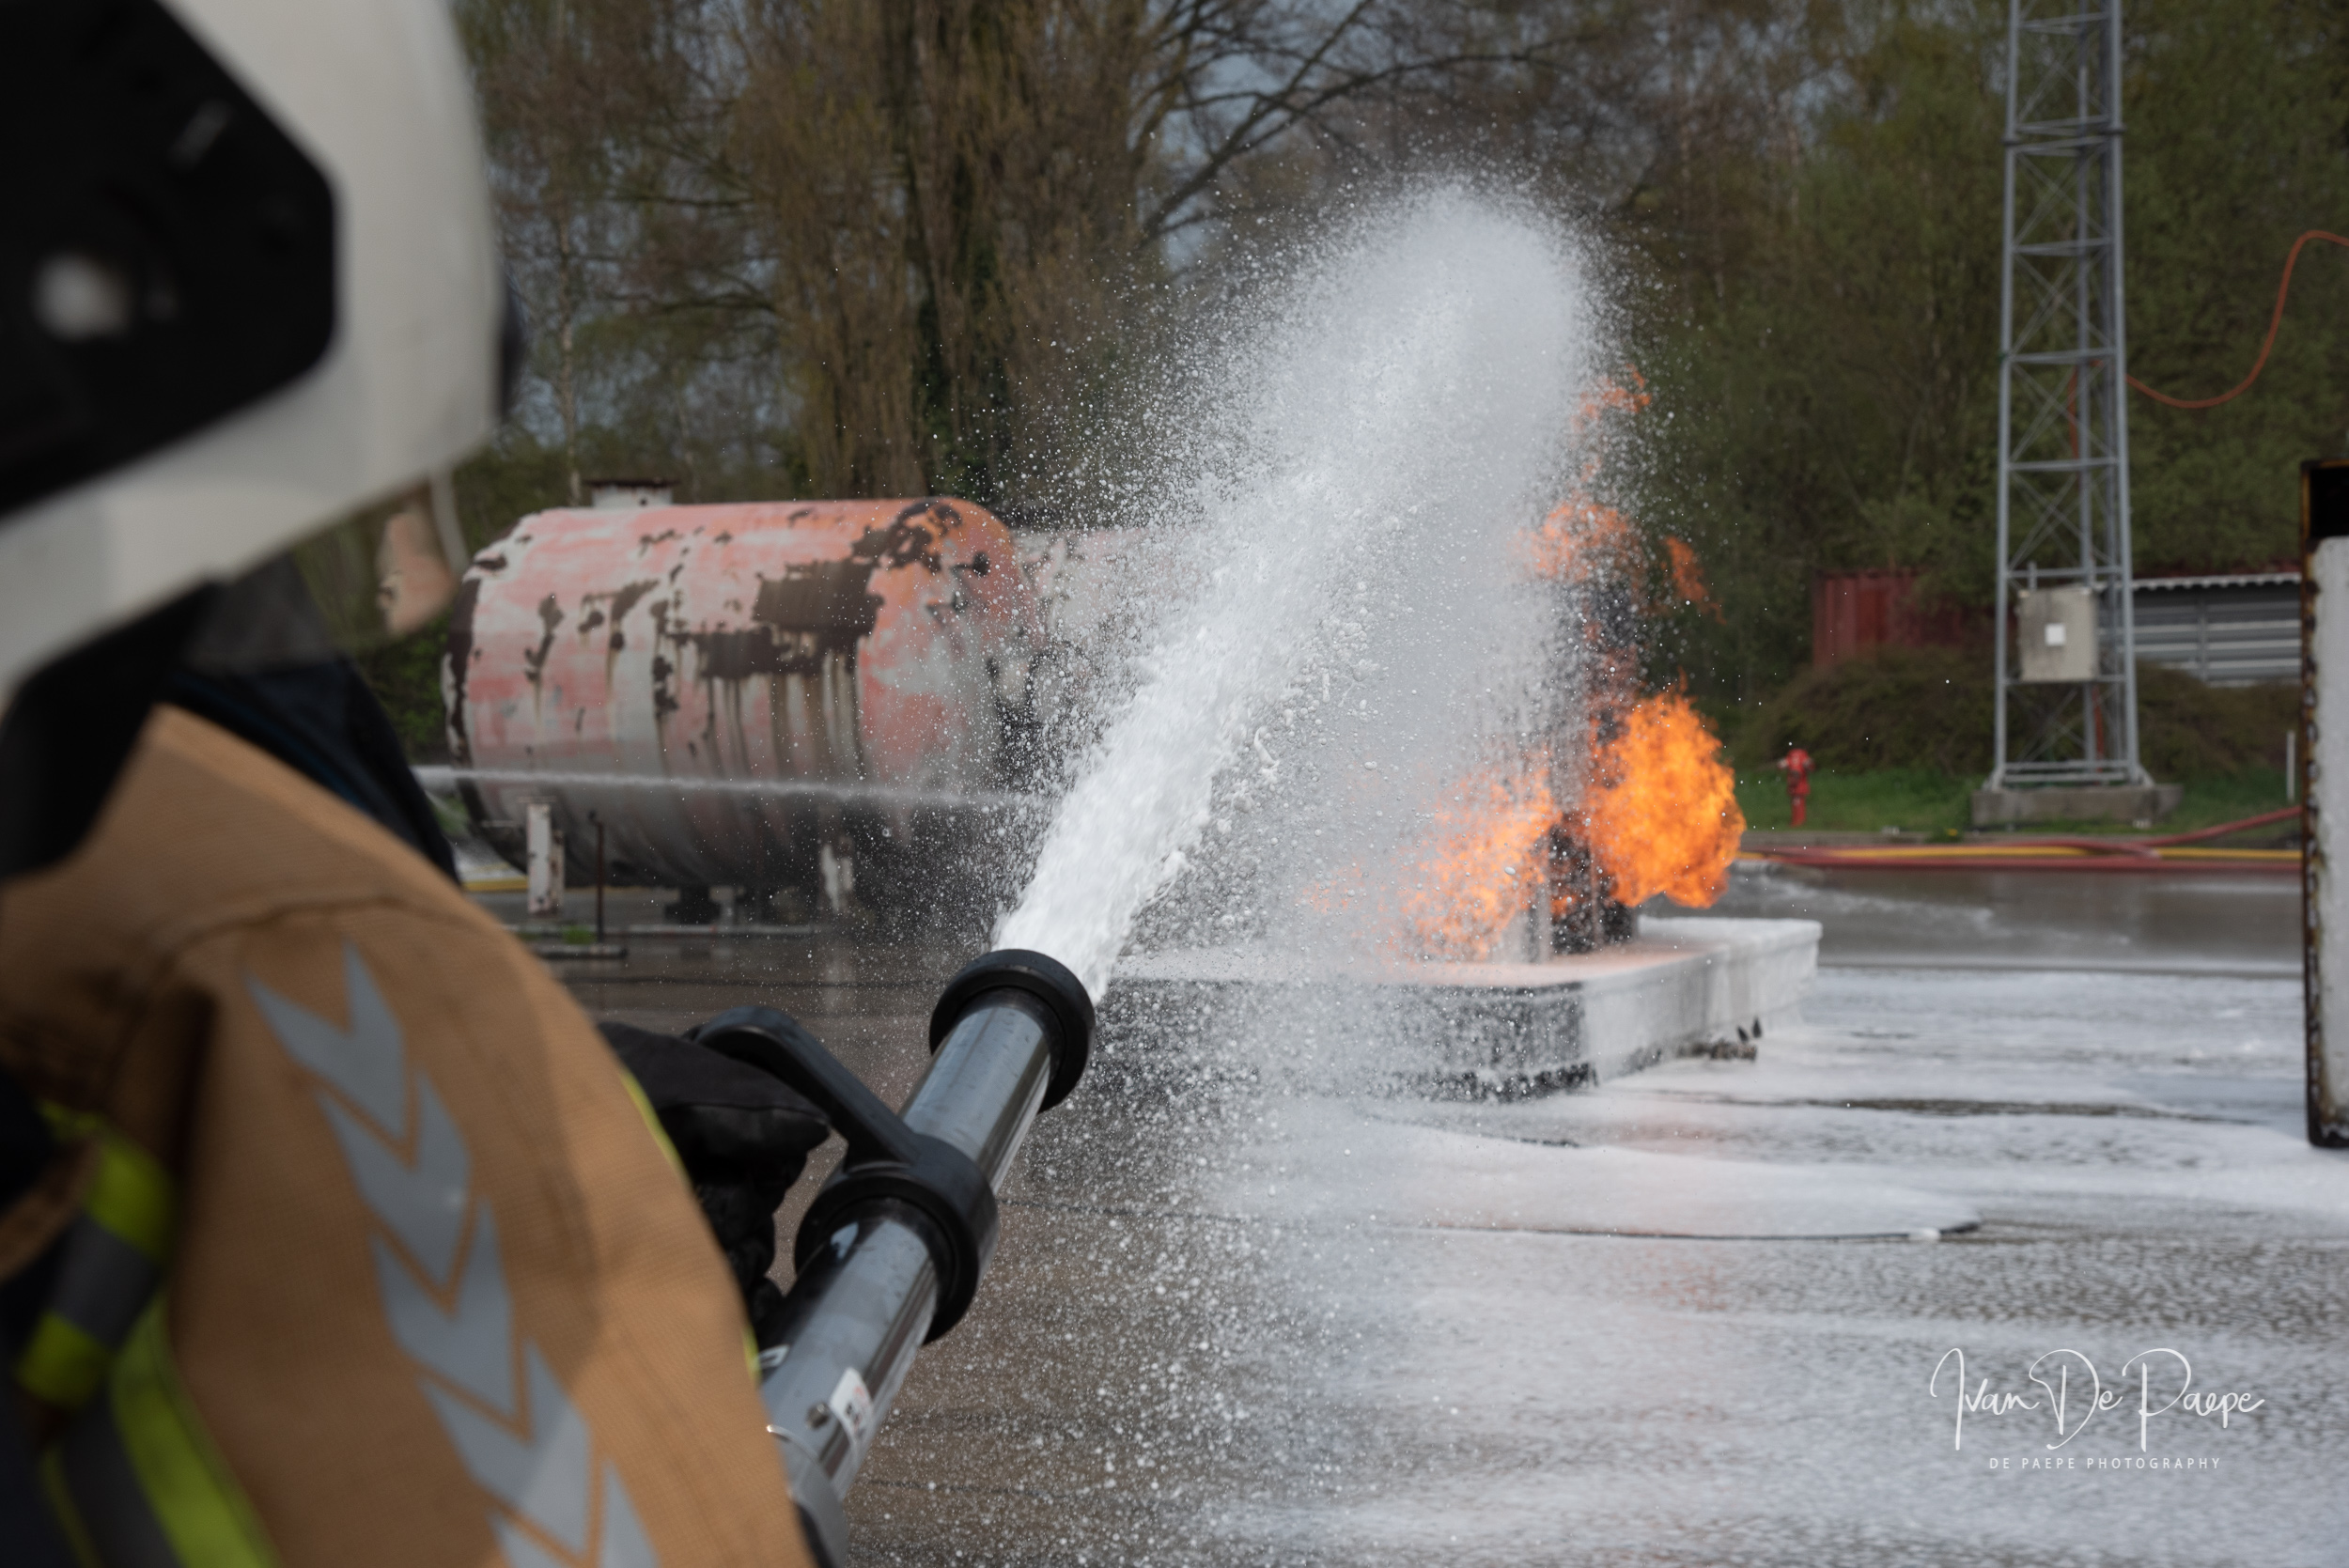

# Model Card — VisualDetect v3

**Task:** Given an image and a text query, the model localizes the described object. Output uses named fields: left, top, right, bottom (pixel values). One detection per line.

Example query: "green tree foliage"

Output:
left=449, top=0, right=1480, bottom=523
left=2134, top=660, right=2299, bottom=778
left=1632, top=0, right=2349, bottom=709
left=358, top=611, right=459, bottom=762
left=1631, top=5, right=2008, bottom=707
left=2122, top=0, right=2349, bottom=572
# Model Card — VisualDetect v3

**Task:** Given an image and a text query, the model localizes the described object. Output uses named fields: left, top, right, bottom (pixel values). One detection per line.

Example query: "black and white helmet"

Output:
left=0, top=0, right=513, bottom=700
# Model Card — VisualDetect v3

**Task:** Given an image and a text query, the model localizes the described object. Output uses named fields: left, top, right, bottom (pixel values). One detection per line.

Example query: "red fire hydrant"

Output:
left=1776, top=746, right=1815, bottom=828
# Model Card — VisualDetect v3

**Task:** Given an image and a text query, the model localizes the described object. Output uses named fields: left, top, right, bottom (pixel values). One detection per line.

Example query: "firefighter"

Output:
left=1776, top=745, right=1816, bottom=828
left=0, top=1, right=827, bottom=1562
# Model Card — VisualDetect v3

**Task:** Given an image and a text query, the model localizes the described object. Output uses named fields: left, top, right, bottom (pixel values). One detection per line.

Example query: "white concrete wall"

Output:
left=2310, top=539, right=2349, bottom=1139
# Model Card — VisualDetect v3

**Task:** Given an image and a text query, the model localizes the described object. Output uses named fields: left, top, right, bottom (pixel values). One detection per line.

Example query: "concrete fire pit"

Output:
left=1101, top=916, right=1821, bottom=1097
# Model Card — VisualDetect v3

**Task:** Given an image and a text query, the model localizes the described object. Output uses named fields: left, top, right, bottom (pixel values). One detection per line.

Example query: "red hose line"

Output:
left=2136, top=804, right=2302, bottom=846
left=1753, top=852, right=2293, bottom=876
left=2128, top=231, right=2349, bottom=410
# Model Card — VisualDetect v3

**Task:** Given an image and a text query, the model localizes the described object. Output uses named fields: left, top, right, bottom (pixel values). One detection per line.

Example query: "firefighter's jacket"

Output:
left=0, top=706, right=815, bottom=1568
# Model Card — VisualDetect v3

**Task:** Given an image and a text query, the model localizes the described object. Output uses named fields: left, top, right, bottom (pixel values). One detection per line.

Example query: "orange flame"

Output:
left=1578, top=691, right=1745, bottom=908
left=1572, top=366, right=1653, bottom=432
left=1664, top=536, right=1719, bottom=618
left=1399, top=770, right=1558, bottom=960
left=1387, top=367, right=1743, bottom=955
left=1524, top=369, right=1648, bottom=586
left=1518, top=492, right=1638, bottom=584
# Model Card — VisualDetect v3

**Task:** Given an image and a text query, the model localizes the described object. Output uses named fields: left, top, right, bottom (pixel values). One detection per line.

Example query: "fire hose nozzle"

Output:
left=928, top=947, right=1096, bottom=1109
left=721, top=949, right=1095, bottom=1568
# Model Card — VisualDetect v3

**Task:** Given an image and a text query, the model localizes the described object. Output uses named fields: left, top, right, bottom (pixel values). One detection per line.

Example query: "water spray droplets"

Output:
left=996, top=190, right=1601, bottom=1000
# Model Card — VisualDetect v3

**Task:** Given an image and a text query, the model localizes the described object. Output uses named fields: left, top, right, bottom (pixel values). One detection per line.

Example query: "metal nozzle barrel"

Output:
left=729, top=949, right=1094, bottom=1568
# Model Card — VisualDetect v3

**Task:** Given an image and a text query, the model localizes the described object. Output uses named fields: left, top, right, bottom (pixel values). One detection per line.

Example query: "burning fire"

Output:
left=1398, top=770, right=1559, bottom=960
left=1575, top=691, right=1745, bottom=908
left=1517, top=369, right=1653, bottom=586
left=1517, top=490, right=1638, bottom=585
left=1397, top=693, right=1745, bottom=961
left=1574, top=366, right=1653, bottom=430
left=1664, top=536, right=1718, bottom=617
left=1395, top=368, right=1745, bottom=959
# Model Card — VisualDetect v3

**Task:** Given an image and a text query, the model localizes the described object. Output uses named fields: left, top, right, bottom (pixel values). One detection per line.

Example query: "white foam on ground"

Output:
left=1219, top=1096, right=1980, bottom=1238
left=1195, top=967, right=2349, bottom=1568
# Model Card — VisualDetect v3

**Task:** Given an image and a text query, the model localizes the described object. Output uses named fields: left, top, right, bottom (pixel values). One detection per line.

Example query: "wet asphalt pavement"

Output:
left=494, top=863, right=2346, bottom=1567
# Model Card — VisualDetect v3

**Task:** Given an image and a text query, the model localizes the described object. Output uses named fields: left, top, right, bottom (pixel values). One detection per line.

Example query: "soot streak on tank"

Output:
left=651, top=653, right=677, bottom=725
left=522, top=594, right=565, bottom=693
left=645, top=597, right=680, bottom=729
left=753, top=563, right=885, bottom=639
left=742, top=564, right=884, bottom=786
left=442, top=575, right=484, bottom=768
left=688, top=564, right=885, bottom=778
left=854, top=500, right=955, bottom=571
left=691, top=627, right=797, bottom=679
left=600, top=581, right=657, bottom=692
left=606, top=582, right=656, bottom=652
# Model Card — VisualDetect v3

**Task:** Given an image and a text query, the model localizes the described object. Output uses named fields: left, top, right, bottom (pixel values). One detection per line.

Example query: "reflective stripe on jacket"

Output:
left=0, top=707, right=812, bottom=1568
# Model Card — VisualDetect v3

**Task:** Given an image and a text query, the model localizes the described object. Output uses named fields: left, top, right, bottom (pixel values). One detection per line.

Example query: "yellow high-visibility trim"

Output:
left=17, top=1312, right=111, bottom=1410
left=84, top=1133, right=175, bottom=1264
left=618, top=1069, right=687, bottom=1178
left=110, top=1298, right=279, bottom=1568
left=619, top=1071, right=766, bottom=1381
left=16, top=1112, right=177, bottom=1413
left=36, top=1105, right=177, bottom=1261
left=38, top=1102, right=100, bottom=1141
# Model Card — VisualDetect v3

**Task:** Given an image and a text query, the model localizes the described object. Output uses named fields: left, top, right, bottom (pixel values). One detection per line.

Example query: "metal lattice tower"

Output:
left=1990, top=0, right=2148, bottom=788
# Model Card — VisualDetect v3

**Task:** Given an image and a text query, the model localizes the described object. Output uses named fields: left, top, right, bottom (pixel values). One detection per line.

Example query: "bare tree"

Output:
left=458, top=0, right=1582, bottom=505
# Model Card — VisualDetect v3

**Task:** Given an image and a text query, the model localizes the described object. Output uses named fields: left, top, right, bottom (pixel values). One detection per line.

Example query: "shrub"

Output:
left=1732, top=647, right=1994, bottom=774
left=2136, top=662, right=2295, bottom=778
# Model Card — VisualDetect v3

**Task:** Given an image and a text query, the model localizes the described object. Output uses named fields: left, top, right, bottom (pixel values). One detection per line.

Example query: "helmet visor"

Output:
left=294, top=482, right=464, bottom=647
left=183, top=480, right=463, bottom=674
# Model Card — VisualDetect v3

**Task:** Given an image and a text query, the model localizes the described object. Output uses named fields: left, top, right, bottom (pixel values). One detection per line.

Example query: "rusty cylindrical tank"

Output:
left=444, top=498, right=1044, bottom=912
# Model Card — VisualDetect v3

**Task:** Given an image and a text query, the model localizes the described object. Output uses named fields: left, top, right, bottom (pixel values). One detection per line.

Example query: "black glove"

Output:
left=599, top=1021, right=832, bottom=1347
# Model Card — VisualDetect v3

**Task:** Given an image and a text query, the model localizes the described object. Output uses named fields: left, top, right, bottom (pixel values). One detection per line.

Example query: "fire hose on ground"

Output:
left=1744, top=806, right=2302, bottom=874
left=689, top=948, right=1096, bottom=1568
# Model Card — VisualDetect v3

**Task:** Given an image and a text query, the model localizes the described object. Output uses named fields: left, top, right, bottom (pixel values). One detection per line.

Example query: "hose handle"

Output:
left=691, top=1006, right=998, bottom=1340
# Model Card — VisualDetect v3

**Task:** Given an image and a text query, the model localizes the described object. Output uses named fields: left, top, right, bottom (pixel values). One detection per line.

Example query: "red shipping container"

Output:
left=1812, top=569, right=1967, bottom=670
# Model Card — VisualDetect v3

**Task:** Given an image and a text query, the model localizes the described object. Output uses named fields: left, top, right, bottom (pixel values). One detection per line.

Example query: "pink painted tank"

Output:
left=444, top=497, right=1043, bottom=897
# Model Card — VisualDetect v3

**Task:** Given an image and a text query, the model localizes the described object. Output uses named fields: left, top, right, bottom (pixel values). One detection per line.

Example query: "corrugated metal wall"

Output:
left=2131, top=575, right=2299, bottom=687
